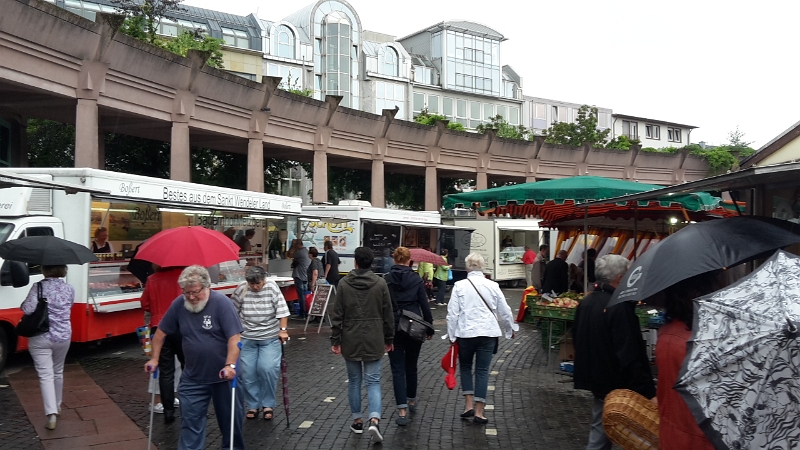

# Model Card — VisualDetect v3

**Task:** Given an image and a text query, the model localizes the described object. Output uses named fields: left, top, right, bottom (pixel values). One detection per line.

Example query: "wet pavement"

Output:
left=1, top=289, right=603, bottom=449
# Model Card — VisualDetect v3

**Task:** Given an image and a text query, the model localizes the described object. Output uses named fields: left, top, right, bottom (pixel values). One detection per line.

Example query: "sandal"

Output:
left=246, top=409, right=258, bottom=419
left=262, top=408, right=274, bottom=420
left=460, top=409, right=475, bottom=419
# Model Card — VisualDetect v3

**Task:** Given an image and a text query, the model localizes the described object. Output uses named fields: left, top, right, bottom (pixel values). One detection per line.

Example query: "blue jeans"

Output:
left=239, top=337, right=281, bottom=410
left=177, top=380, right=244, bottom=450
left=345, top=359, right=382, bottom=420
left=293, top=279, right=308, bottom=317
left=388, top=332, right=423, bottom=409
left=587, top=396, right=612, bottom=450
left=458, top=336, right=496, bottom=403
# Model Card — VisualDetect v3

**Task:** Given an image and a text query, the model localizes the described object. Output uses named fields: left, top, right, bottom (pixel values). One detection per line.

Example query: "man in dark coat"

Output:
left=572, top=254, right=655, bottom=450
left=330, top=247, right=394, bottom=443
left=541, top=250, right=569, bottom=295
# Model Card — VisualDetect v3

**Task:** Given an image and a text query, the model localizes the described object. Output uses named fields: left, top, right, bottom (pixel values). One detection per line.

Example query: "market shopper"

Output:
left=385, top=247, right=434, bottom=426
left=230, top=266, right=290, bottom=421
left=542, top=249, right=569, bottom=295
left=322, top=240, right=341, bottom=286
left=572, top=255, right=655, bottom=450
left=417, top=248, right=435, bottom=301
left=307, top=247, right=324, bottom=292
left=236, top=228, right=255, bottom=252
left=433, top=249, right=451, bottom=305
left=21, top=265, right=75, bottom=431
left=288, top=239, right=311, bottom=318
left=446, top=253, right=518, bottom=425
left=522, top=246, right=536, bottom=288
left=140, top=264, right=185, bottom=423
left=530, top=244, right=549, bottom=293
left=144, top=265, right=244, bottom=450
left=330, top=247, right=394, bottom=443
left=656, top=271, right=724, bottom=450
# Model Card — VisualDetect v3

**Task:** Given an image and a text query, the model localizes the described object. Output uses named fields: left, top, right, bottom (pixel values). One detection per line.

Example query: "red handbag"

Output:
left=441, top=342, right=459, bottom=390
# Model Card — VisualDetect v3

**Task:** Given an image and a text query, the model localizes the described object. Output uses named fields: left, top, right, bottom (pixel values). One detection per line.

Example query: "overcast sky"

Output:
left=184, top=0, right=799, bottom=148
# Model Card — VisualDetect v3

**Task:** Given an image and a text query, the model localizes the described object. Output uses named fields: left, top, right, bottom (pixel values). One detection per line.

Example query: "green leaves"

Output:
left=413, top=109, right=465, bottom=131
left=475, top=115, right=533, bottom=140
left=543, top=105, right=610, bottom=147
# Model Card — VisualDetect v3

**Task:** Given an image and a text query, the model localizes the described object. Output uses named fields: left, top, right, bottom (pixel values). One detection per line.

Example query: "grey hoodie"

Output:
left=330, top=269, right=394, bottom=361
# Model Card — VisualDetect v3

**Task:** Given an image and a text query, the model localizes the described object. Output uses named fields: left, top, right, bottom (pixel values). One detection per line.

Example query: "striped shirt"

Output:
left=230, top=280, right=290, bottom=340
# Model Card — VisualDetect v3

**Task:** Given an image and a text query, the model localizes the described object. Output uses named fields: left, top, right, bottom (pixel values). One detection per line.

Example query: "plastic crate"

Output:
left=530, top=304, right=576, bottom=321
left=559, top=361, right=574, bottom=373
left=539, top=319, right=566, bottom=350
left=635, top=308, right=658, bottom=328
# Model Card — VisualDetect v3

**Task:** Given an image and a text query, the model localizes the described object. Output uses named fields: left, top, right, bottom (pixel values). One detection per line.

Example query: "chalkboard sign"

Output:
left=363, top=222, right=400, bottom=273
left=309, top=284, right=333, bottom=317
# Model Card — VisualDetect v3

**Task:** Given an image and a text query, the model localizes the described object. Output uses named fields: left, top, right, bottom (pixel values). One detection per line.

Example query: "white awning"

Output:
left=363, top=219, right=474, bottom=231
left=0, top=170, right=111, bottom=195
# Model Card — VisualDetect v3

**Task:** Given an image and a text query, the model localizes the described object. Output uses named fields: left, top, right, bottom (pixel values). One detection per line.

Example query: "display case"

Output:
left=499, top=246, right=525, bottom=265
left=88, top=261, right=144, bottom=297
left=217, top=260, right=246, bottom=284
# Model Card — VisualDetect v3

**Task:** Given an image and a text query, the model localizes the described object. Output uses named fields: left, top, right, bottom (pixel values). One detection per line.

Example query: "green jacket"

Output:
left=417, top=261, right=434, bottom=281
left=330, top=269, right=394, bottom=361
left=433, top=255, right=450, bottom=281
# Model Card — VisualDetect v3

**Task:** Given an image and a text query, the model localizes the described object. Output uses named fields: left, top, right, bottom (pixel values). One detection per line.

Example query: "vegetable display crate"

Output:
left=530, top=304, right=576, bottom=321
left=538, top=319, right=567, bottom=350
left=635, top=308, right=659, bottom=328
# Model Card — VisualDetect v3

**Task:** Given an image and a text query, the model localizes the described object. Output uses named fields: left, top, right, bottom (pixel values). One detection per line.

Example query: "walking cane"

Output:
left=146, top=366, right=159, bottom=450
left=225, top=342, right=243, bottom=450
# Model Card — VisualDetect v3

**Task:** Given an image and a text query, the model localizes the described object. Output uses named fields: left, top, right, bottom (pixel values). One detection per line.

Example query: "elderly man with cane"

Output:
left=144, top=265, right=245, bottom=450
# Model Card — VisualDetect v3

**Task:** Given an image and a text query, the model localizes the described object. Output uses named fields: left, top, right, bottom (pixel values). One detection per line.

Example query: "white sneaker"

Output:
left=174, top=398, right=180, bottom=407
left=368, top=420, right=383, bottom=443
left=150, top=402, right=164, bottom=414
left=45, top=414, right=57, bottom=430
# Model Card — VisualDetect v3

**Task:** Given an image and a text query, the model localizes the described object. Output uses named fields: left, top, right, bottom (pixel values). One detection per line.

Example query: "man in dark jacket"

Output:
left=572, top=254, right=655, bottom=450
left=330, top=247, right=394, bottom=443
left=542, top=250, right=569, bottom=295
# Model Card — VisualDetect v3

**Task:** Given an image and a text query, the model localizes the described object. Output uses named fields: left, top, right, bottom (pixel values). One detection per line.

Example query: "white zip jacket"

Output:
left=446, top=271, right=519, bottom=343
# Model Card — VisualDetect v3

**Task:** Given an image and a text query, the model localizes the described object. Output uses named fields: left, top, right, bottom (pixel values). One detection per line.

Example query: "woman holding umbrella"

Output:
left=230, top=266, right=290, bottom=421
left=20, top=264, right=75, bottom=431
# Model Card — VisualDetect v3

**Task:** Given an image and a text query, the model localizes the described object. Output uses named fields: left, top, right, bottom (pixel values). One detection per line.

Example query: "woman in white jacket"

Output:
left=446, top=253, right=518, bottom=425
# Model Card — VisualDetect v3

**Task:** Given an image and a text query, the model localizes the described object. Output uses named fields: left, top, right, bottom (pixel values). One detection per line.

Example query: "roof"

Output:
left=612, top=114, right=697, bottom=130
left=282, top=2, right=316, bottom=30
left=399, top=20, right=506, bottom=42
left=581, top=161, right=800, bottom=207
left=179, top=4, right=255, bottom=28
left=740, top=119, right=800, bottom=168
left=502, top=65, right=521, bottom=85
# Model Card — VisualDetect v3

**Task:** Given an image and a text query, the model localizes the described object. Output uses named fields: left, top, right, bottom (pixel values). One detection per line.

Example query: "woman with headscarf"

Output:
left=384, top=247, right=434, bottom=426
left=230, top=266, right=290, bottom=420
left=21, top=265, right=75, bottom=430
left=447, top=253, right=518, bottom=425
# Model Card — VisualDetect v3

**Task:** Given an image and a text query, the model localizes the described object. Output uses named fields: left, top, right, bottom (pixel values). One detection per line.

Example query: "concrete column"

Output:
left=312, top=150, right=328, bottom=203
left=170, top=122, right=191, bottom=182
left=74, top=98, right=99, bottom=168
left=247, top=138, right=264, bottom=192
left=425, top=165, right=438, bottom=211
left=371, top=158, right=385, bottom=208
left=476, top=170, right=488, bottom=190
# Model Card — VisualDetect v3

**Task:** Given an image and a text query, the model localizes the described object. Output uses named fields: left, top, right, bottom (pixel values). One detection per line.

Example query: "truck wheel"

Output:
left=0, top=327, right=9, bottom=374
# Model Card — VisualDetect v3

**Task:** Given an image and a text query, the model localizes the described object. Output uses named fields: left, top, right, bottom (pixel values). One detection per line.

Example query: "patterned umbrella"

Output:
left=674, top=250, right=800, bottom=450
left=281, top=343, right=290, bottom=428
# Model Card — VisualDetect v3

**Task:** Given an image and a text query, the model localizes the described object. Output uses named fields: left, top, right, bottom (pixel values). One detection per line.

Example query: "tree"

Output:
left=279, top=76, right=313, bottom=97
left=727, top=126, right=753, bottom=148
left=476, top=115, right=532, bottom=141
left=413, top=109, right=465, bottom=131
left=327, top=167, right=371, bottom=203
left=110, top=0, right=184, bottom=44
left=161, top=29, right=224, bottom=68
left=27, top=119, right=75, bottom=167
left=543, top=105, right=612, bottom=148
left=605, top=134, right=636, bottom=150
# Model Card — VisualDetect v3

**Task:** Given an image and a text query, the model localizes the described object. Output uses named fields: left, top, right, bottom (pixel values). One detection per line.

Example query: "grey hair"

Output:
left=594, top=255, right=630, bottom=283
left=464, top=252, right=485, bottom=271
left=245, top=266, right=268, bottom=283
left=178, top=265, right=212, bottom=289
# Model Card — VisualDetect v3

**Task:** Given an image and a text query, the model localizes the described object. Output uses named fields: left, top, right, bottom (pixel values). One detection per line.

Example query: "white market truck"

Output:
left=0, top=168, right=302, bottom=372
left=301, top=201, right=473, bottom=274
left=446, top=218, right=547, bottom=286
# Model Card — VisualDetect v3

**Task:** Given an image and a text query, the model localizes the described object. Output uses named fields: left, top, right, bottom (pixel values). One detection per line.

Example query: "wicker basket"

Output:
left=602, top=389, right=659, bottom=450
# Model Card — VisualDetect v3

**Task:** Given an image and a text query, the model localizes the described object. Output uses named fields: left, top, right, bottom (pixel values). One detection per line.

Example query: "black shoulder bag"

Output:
left=16, top=282, right=50, bottom=338
left=390, top=283, right=433, bottom=343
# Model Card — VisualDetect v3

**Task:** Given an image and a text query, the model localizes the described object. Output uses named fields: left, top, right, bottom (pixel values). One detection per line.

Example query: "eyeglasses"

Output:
left=182, top=287, right=206, bottom=298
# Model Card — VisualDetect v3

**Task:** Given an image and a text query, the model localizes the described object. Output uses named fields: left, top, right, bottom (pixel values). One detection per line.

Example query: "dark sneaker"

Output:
left=395, top=415, right=408, bottom=426
left=368, top=420, right=383, bottom=442
left=350, top=421, right=363, bottom=434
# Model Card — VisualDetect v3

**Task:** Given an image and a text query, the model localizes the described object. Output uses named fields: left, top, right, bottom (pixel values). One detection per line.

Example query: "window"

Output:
left=414, top=65, right=432, bottom=84
left=64, top=0, right=115, bottom=21
left=667, top=127, right=682, bottom=143
left=622, top=120, right=638, bottom=139
left=413, top=92, right=425, bottom=115
left=496, top=105, right=507, bottom=120
left=557, top=107, right=567, bottom=123
left=323, top=12, right=353, bottom=107
left=598, top=112, right=609, bottom=129
left=376, top=81, right=405, bottom=119
left=552, top=106, right=559, bottom=122
left=509, top=107, right=520, bottom=126
left=443, top=97, right=453, bottom=117
left=0, top=121, right=10, bottom=167
left=267, top=64, right=301, bottom=87
left=534, top=104, right=546, bottom=120
left=456, top=99, right=467, bottom=126
left=222, top=28, right=250, bottom=49
left=645, top=124, right=660, bottom=140
left=428, top=95, right=440, bottom=114
left=483, top=103, right=494, bottom=121
left=444, top=30, right=499, bottom=96
left=275, top=25, right=295, bottom=59
left=228, top=71, right=257, bottom=81
left=381, top=47, right=398, bottom=77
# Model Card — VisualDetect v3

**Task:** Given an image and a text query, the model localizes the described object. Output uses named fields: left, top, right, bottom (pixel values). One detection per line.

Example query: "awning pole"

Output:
left=633, top=203, right=639, bottom=262
left=583, top=206, right=589, bottom=293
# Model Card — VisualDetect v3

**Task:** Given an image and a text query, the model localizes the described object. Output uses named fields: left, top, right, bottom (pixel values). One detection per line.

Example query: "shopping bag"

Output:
left=136, top=326, right=152, bottom=356
left=447, top=269, right=453, bottom=281
left=441, top=342, right=459, bottom=390
left=305, top=291, right=314, bottom=312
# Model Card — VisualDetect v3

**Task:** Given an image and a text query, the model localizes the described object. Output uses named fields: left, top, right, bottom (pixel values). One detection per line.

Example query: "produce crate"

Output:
left=539, top=319, right=566, bottom=350
left=635, top=308, right=659, bottom=328
left=530, top=304, right=576, bottom=321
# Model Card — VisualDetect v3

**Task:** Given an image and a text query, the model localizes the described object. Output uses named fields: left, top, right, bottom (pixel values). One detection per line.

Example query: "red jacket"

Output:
left=522, top=249, right=536, bottom=265
left=140, top=268, right=183, bottom=327
left=655, top=320, right=713, bottom=450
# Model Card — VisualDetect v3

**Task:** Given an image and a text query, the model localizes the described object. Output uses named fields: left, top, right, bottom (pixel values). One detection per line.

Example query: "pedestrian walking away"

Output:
left=572, top=255, right=655, bottom=450
left=230, top=266, right=290, bottom=421
left=288, top=239, right=311, bottom=318
left=144, top=265, right=245, bottom=450
left=446, top=253, right=518, bottom=425
left=330, top=247, right=394, bottom=442
left=20, top=265, right=75, bottom=431
left=385, top=247, right=435, bottom=426
left=433, top=249, right=452, bottom=305
left=530, top=244, right=549, bottom=293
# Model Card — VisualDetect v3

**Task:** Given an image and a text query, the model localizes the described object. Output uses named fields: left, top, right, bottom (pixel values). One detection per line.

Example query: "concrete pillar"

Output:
left=247, top=138, right=264, bottom=192
left=312, top=149, right=328, bottom=203
left=371, top=158, right=385, bottom=208
left=74, top=98, right=99, bottom=168
left=476, top=170, right=488, bottom=190
left=425, top=165, right=438, bottom=211
left=170, top=122, right=191, bottom=182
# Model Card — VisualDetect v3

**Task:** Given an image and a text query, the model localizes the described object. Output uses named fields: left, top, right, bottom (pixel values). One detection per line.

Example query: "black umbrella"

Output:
left=0, top=236, right=98, bottom=265
left=607, top=217, right=800, bottom=307
left=281, top=343, right=290, bottom=428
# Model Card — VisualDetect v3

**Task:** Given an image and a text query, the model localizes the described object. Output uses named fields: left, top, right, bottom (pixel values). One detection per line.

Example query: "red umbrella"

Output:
left=409, top=248, right=446, bottom=265
left=135, top=226, right=241, bottom=267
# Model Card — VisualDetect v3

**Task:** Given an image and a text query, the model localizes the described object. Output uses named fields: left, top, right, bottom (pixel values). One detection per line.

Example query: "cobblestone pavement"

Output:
left=2, top=289, right=604, bottom=449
